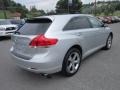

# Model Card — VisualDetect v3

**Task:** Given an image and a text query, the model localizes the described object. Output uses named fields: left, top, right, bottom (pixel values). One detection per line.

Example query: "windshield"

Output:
left=18, top=18, right=52, bottom=35
left=0, top=20, right=11, bottom=25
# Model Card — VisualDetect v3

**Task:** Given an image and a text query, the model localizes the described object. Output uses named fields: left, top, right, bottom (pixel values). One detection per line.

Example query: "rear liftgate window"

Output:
left=18, top=18, right=52, bottom=35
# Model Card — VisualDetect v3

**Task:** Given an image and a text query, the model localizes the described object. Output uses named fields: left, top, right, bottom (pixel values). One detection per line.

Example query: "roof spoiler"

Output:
left=26, top=18, right=52, bottom=23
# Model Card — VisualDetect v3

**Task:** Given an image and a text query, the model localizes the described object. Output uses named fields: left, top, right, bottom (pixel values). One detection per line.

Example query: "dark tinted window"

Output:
left=88, top=17, right=103, bottom=28
left=18, top=18, right=52, bottom=35
left=63, top=17, right=91, bottom=30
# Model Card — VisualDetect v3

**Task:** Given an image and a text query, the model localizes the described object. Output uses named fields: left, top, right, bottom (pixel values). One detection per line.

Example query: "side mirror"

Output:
left=101, top=23, right=108, bottom=27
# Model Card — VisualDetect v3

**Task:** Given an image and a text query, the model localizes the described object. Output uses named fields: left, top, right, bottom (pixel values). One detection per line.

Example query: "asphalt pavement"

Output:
left=0, top=23, right=120, bottom=90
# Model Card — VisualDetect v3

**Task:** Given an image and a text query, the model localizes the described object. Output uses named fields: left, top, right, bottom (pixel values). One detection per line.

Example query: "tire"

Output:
left=0, top=37, right=3, bottom=41
left=104, top=35, right=112, bottom=50
left=61, top=48, right=82, bottom=77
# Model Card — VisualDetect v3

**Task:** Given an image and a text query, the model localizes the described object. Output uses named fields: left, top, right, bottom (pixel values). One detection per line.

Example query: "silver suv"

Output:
left=10, top=14, right=113, bottom=77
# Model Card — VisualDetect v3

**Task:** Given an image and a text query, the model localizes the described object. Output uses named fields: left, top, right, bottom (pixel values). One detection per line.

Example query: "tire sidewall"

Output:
left=106, top=35, right=112, bottom=49
left=62, top=48, right=82, bottom=76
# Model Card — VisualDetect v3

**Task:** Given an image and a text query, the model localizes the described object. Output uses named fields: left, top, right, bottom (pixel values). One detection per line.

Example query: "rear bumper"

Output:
left=10, top=51, right=62, bottom=74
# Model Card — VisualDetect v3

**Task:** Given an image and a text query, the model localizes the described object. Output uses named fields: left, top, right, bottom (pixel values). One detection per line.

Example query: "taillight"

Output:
left=29, top=34, right=58, bottom=47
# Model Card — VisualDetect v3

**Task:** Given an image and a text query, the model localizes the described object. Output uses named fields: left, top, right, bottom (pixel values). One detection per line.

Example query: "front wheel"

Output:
left=62, top=48, right=82, bottom=77
left=104, top=35, right=112, bottom=50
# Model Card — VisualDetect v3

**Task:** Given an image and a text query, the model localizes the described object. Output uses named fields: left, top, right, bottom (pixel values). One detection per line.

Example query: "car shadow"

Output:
left=15, top=67, right=66, bottom=80
left=80, top=49, right=105, bottom=67
left=0, top=36, right=11, bottom=41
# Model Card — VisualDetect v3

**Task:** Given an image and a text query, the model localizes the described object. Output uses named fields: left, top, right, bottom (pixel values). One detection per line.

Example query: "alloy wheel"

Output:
left=66, top=52, right=80, bottom=74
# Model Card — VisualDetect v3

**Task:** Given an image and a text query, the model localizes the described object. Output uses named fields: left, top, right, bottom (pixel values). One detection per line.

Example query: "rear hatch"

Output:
left=11, top=18, right=52, bottom=60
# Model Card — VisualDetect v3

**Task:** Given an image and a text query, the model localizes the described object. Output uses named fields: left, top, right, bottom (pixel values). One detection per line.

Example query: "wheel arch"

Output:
left=61, top=44, right=83, bottom=76
left=67, top=45, right=83, bottom=57
left=110, top=32, right=113, bottom=39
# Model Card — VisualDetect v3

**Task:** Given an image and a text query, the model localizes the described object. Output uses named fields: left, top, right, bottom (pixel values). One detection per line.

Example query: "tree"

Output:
left=0, top=0, right=11, bottom=9
left=39, top=10, right=46, bottom=15
left=82, top=0, right=120, bottom=16
left=0, top=0, right=11, bottom=19
left=0, top=0, right=29, bottom=18
left=56, top=0, right=82, bottom=14
left=47, top=10, right=56, bottom=15
left=30, top=6, right=38, bottom=12
left=29, top=6, right=40, bottom=17
left=29, top=6, right=46, bottom=17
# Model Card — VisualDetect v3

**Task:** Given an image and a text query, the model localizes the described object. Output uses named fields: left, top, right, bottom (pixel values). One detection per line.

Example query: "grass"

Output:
left=114, top=11, right=120, bottom=16
left=0, top=11, right=5, bottom=19
left=96, top=11, right=120, bottom=16
left=0, top=10, right=11, bottom=19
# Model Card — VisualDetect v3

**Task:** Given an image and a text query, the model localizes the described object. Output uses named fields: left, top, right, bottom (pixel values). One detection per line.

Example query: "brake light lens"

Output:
left=29, top=34, right=58, bottom=47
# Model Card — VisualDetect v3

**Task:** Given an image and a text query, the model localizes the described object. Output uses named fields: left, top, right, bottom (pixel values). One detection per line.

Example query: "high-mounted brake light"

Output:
left=29, top=34, right=58, bottom=47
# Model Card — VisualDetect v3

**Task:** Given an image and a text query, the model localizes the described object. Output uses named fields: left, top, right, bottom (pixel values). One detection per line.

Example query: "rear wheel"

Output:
left=62, top=48, right=81, bottom=77
left=0, top=37, right=3, bottom=41
left=104, top=35, right=112, bottom=50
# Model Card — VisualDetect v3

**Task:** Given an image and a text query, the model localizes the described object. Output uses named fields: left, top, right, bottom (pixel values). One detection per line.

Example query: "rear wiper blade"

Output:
left=14, top=31, right=21, bottom=35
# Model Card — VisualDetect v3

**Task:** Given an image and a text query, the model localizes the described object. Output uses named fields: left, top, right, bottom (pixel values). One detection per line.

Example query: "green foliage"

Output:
left=82, top=0, right=120, bottom=16
left=28, top=6, right=46, bottom=18
left=9, top=3, right=28, bottom=18
left=0, top=0, right=10, bottom=9
left=0, top=0, right=28, bottom=18
left=47, top=10, right=56, bottom=15
left=114, top=11, right=120, bottom=16
left=56, top=0, right=82, bottom=14
left=0, top=11, right=5, bottom=19
left=0, top=10, right=11, bottom=19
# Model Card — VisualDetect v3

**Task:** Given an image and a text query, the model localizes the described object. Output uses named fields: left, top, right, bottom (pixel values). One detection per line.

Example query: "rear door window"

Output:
left=88, top=17, right=103, bottom=28
left=63, top=16, right=92, bottom=31
left=18, top=18, right=52, bottom=35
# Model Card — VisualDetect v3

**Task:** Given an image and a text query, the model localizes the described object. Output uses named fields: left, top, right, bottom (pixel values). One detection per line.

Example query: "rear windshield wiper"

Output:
left=14, top=31, right=21, bottom=35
